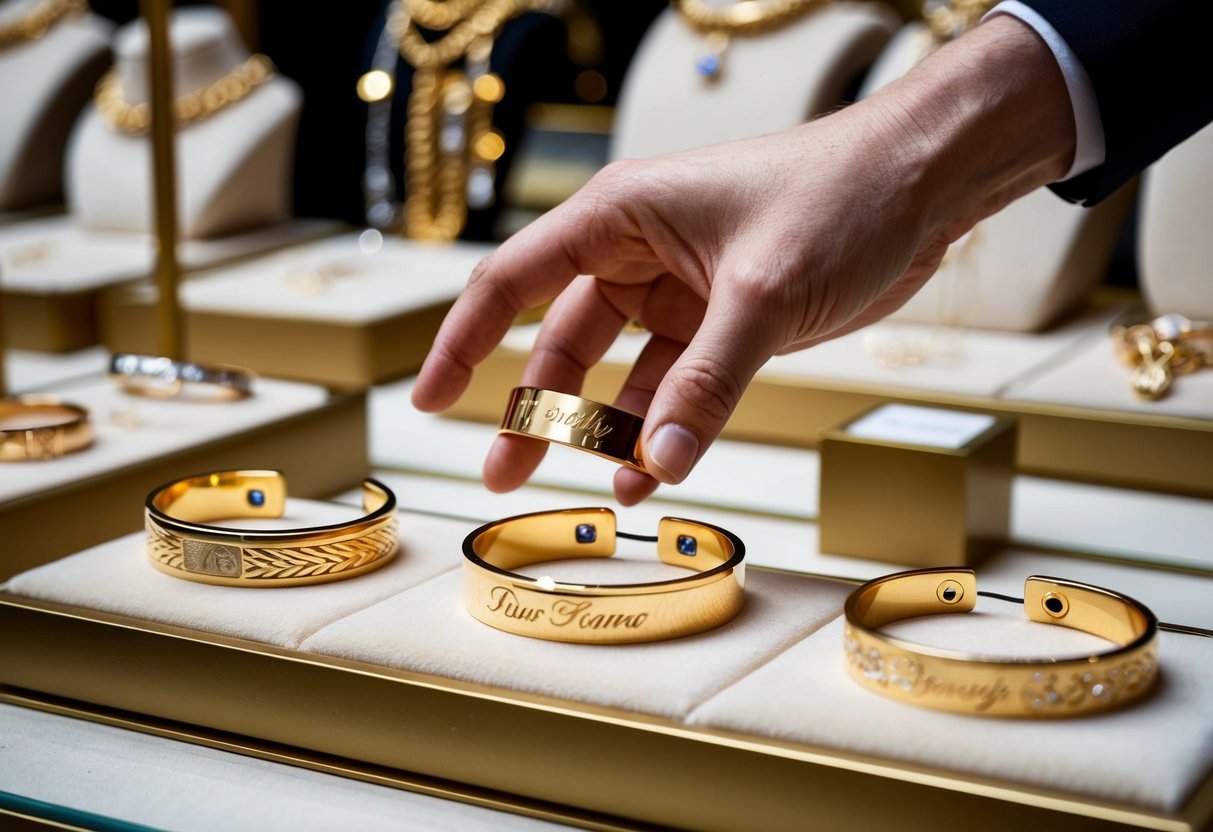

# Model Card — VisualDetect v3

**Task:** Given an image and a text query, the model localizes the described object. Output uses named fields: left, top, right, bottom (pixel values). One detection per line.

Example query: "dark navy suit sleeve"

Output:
left=1023, top=0, right=1213, bottom=206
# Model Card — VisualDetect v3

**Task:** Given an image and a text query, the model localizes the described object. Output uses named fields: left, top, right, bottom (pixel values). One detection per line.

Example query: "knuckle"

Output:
left=666, top=357, right=741, bottom=426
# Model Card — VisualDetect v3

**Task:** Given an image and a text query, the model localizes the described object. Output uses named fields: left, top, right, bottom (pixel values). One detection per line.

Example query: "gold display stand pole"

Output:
left=142, top=0, right=184, bottom=361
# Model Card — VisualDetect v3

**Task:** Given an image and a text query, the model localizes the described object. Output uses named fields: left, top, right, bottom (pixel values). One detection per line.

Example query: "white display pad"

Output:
left=0, top=704, right=568, bottom=832
left=612, top=3, right=897, bottom=159
left=163, top=233, right=494, bottom=323
left=859, top=22, right=1132, bottom=332
left=688, top=614, right=1213, bottom=813
left=4, top=346, right=109, bottom=393
left=0, top=375, right=328, bottom=506
left=1140, top=119, right=1213, bottom=320
left=843, top=403, right=996, bottom=449
left=0, top=215, right=341, bottom=294
left=3, top=509, right=461, bottom=647
left=1002, top=328, right=1213, bottom=422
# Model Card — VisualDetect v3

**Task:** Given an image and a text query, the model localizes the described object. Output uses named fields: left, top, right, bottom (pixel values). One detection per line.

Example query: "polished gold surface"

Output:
left=146, top=471, right=398, bottom=586
left=499, top=386, right=646, bottom=471
left=1112, top=313, right=1213, bottom=401
left=463, top=507, right=745, bottom=643
left=0, top=396, right=92, bottom=462
left=0, top=0, right=85, bottom=50
left=94, top=53, right=275, bottom=135
left=843, top=568, right=1159, bottom=717
left=109, top=353, right=254, bottom=400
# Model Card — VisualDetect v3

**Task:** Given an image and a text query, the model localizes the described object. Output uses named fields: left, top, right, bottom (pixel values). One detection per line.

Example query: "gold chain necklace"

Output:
left=94, top=53, right=275, bottom=135
left=389, top=0, right=564, bottom=241
left=923, top=0, right=997, bottom=42
left=672, top=0, right=831, bottom=80
left=0, top=0, right=86, bottom=50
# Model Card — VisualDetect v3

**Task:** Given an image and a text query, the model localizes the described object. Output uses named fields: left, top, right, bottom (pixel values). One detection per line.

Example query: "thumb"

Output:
left=639, top=287, right=781, bottom=484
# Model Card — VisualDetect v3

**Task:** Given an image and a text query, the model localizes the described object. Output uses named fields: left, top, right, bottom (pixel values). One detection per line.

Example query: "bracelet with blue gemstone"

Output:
left=145, top=470, right=398, bottom=586
left=462, top=507, right=746, bottom=643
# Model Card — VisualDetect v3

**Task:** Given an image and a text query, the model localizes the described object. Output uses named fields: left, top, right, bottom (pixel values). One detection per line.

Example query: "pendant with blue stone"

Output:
left=696, top=31, right=729, bottom=81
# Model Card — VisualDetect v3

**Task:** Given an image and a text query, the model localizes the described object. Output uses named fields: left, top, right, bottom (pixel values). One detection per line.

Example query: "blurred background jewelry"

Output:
left=109, top=354, right=255, bottom=400
left=0, top=0, right=86, bottom=50
left=463, top=507, right=745, bottom=643
left=94, top=52, right=275, bottom=134
left=843, top=568, right=1159, bottom=717
left=0, top=395, right=92, bottom=461
left=1111, top=313, right=1213, bottom=400
left=672, top=0, right=830, bottom=81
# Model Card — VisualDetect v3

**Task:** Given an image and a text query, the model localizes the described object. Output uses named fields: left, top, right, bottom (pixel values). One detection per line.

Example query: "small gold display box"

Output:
left=102, top=234, right=493, bottom=389
left=819, top=404, right=1015, bottom=566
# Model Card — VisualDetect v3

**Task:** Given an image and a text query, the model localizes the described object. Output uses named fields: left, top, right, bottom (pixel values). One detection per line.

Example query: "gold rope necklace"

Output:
left=0, top=0, right=86, bottom=50
left=672, top=0, right=831, bottom=80
left=93, top=53, right=275, bottom=135
left=385, top=0, right=565, bottom=241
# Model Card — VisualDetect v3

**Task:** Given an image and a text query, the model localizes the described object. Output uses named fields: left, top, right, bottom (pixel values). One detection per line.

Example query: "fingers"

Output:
left=639, top=283, right=783, bottom=485
left=610, top=334, right=687, bottom=505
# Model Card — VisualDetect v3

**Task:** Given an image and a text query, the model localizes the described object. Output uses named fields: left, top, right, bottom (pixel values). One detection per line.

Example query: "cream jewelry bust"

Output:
left=0, top=0, right=111, bottom=211
left=862, top=22, right=1134, bottom=332
left=611, top=1, right=898, bottom=160
left=66, top=6, right=301, bottom=239
left=1139, top=120, right=1213, bottom=321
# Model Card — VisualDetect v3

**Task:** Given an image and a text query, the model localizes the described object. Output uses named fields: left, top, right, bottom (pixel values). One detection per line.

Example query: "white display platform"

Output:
left=3, top=345, right=109, bottom=393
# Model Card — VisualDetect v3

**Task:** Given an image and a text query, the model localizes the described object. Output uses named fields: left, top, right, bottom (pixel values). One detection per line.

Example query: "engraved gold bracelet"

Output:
left=146, top=470, right=398, bottom=586
left=463, top=508, right=745, bottom=643
left=843, top=568, right=1159, bottom=718
left=110, top=354, right=254, bottom=401
left=499, top=387, right=646, bottom=471
left=0, top=396, right=92, bottom=461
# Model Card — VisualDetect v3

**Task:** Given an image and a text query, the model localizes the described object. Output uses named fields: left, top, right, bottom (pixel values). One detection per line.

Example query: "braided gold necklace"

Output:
left=922, top=0, right=997, bottom=42
left=672, top=0, right=831, bottom=80
left=384, top=0, right=565, bottom=241
left=0, top=0, right=86, bottom=50
left=93, top=53, right=275, bottom=135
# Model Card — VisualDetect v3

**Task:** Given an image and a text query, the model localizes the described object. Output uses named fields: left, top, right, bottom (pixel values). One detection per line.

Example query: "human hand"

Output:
left=412, top=15, right=1073, bottom=504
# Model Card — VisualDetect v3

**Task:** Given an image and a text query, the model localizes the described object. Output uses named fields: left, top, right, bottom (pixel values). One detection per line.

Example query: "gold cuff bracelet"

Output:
left=499, top=387, right=646, bottom=471
left=110, top=353, right=255, bottom=400
left=463, top=507, right=745, bottom=643
left=146, top=470, right=398, bottom=586
left=0, top=396, right=93, bottom=461
left=843, top=568, right=1159, bottom=718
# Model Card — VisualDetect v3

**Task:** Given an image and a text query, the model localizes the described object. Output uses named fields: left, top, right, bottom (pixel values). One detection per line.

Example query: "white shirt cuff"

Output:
left=984, top=0, right=1105, bottom=181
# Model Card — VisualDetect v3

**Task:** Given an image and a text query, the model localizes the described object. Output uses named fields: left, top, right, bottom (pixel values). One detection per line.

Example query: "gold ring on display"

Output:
left=1110, top=312, right=1213, bottom=400
left=498, top=387, right=646, bottom=471
left=109, top=353, right=255, bottom=400
left=843, top=568, right=1159, bottom=717
left=146, top=470, right=399, bottom=586
left=0, top=396, right=93, bottom=461
left=462, top=507, right=745, bottom=643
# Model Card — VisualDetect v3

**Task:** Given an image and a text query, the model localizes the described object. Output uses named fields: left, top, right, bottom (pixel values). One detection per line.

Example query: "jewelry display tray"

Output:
left=102, top=234, right=495, bottom=389
left=444, top=304, right=1213, bottom=499
left=0, top=216, right=341, bottom=352
left=3, top=510, right=1212, bottom=832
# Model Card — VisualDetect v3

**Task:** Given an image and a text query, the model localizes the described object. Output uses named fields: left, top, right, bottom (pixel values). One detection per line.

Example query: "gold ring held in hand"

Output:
left=0, top=395, right=92, bottom=461
left=843, top=568, right=1159, bottom=717
left=110, top=354, right=255, bottom=401
left=499, top=387, right=646, bottom=471
left=146, top=470, right=398, bottom=586
left=463, top=507, right=745, bottom=643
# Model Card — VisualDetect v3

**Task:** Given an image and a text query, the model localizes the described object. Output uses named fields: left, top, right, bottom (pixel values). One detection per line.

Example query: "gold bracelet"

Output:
left=843, top=568, right=1159, bottom=718
left=499, top=387, right=646, bottom=471
left=109, top=354, right=254, bottom=401
left=1110, top=312, right=1213, bottom=400
left=463, top=507, right=745, bottom=643
left=146, top=470, right=398, bottom=587
left=94, top=53, right=275, bottom=135
left=0, top=396, right=92, bottom=461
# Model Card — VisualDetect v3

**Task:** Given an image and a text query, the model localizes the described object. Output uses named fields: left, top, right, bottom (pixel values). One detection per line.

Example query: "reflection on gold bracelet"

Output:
left=499, top=387, right=646, bottom=471
left=463, top=507, right=745, bottom=643
left=146, top=470, right=398, bottom=587
left=843, top=568, right=1159, bottom=718
left=0, top=396, right=92, bottom=461
left=110, top=353, right=254, bottom=401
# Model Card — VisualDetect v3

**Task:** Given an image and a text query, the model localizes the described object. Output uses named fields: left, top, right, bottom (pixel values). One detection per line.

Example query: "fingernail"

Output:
left=645, top=424, right=699, bottom=484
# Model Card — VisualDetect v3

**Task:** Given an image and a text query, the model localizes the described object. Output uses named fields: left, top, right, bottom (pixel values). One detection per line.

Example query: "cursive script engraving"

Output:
left=912, top=674, right=1011, bottom=713
left=486, top=587, right=648, bottom=631
left=542, top=406, right=613, bottom=440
